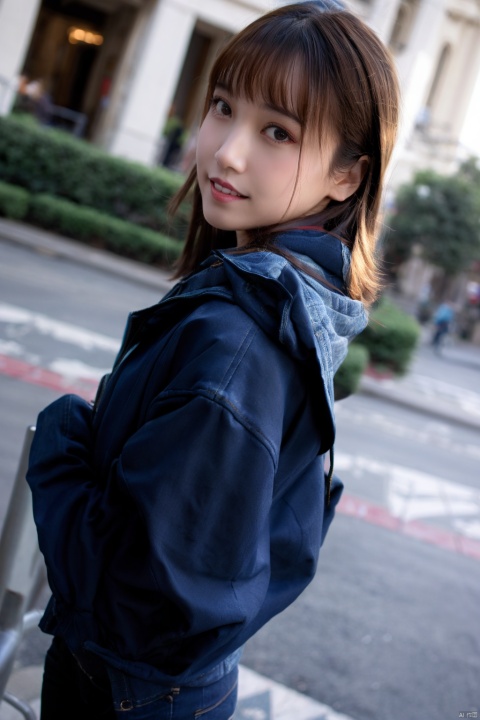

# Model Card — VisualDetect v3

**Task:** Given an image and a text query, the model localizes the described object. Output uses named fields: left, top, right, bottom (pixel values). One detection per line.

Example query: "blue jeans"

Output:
left=41, top=637, right=238, bottom=719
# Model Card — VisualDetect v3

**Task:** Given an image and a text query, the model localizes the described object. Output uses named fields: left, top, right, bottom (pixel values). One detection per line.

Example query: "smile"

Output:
left=209, top=178, right=246, bottom=202
left=214, top=182, right=241, bottom=196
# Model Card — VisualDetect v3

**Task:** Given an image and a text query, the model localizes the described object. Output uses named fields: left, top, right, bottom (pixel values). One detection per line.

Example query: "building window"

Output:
left=426, top=44, right=451, bottom=111
left=415, top=44, right=451, bottom=133
left=389, top=0, right=419, bottom=53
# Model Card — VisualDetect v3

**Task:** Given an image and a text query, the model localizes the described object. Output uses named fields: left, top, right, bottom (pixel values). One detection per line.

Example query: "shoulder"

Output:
left=168, top=297, right=301, bottom=393
left=150, top=296, right=307, bottom=443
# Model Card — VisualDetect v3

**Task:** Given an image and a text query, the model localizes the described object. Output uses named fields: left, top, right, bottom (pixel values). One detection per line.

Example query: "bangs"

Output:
left=207, top=15, right=335, bottom=143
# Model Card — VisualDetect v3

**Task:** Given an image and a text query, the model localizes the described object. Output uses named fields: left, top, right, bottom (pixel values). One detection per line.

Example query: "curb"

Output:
left=0, top=218, right=175, bottom=294
left=359, top=375, right=480, bottom=432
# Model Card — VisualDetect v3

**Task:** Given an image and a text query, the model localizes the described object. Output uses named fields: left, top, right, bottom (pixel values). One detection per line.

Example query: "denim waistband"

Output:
left=75, top=643, right=243, bottom=690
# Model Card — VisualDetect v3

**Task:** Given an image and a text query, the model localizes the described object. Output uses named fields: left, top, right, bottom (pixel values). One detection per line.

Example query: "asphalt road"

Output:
left=1, top=238, right=479, bottom=720
left=243, top=391, right=480, bottom=720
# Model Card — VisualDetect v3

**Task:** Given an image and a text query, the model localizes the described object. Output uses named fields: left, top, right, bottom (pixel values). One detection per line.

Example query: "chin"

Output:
left=203, top=212, right=235, bottom=233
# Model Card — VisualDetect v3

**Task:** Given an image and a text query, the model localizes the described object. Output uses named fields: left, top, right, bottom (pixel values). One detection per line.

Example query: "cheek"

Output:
left=275, top=158, right=303, bottom=200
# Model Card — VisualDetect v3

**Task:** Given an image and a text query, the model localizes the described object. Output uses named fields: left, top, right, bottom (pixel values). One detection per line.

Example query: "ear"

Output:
left=329, top=155, right=369, bottom=202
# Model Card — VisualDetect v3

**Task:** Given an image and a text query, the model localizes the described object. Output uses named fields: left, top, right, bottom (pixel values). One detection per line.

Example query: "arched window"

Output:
left=426, top=44, right=451, bottom=110
left=389, top=0, right=419, bottom=53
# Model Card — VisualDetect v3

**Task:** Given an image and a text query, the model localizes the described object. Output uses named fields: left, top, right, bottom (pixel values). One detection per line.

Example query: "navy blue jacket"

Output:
left=26, top=230, right=367, bottom=684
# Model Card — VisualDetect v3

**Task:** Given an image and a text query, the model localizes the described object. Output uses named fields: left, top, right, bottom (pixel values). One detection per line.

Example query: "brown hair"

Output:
left=170, top=1, right=399, bottom=305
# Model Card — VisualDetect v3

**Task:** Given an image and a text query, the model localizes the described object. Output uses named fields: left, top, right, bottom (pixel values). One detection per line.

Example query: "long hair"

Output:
left=170, top=1, right=399, bottom=305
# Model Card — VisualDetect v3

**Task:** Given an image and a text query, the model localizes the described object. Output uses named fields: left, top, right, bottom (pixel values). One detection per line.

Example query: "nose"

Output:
left=214, top=127, right=248, bottom=173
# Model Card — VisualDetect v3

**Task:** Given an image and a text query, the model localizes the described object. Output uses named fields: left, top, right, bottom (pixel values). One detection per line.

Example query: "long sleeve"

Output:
left=27, top=388, right=278, bottom=672
left=26, top=394, right=121, bottom=608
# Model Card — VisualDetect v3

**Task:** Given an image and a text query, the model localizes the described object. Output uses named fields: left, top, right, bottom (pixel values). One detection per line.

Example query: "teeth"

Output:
left=214, top=182, right=240, bottom=196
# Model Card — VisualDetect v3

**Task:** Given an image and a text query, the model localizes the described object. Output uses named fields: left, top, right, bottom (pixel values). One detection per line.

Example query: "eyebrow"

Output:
left=215, top=82, right=301, bottom=125
left=263, top=102, right=301, bottom=125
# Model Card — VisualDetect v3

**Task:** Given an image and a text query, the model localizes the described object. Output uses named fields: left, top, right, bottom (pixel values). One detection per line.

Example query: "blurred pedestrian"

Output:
left=431, top=301, right=455, bottom=352
left=26, top=2, right=399, bottom=718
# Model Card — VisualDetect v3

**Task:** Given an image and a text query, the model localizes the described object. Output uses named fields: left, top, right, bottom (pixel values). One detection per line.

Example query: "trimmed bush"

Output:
left=28, top=193, right=181, bottom=266
left=334, top=343, right=369, bottom=400
left=0, top=115, right=189, bottom=239
left=0, top=180, right=30, bottom=220
left=356, top=297, right=421, bottom=375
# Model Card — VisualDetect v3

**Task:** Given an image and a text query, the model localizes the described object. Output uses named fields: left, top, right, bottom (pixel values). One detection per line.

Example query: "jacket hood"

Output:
left=217, top=229, right=368, bottom=417
left=113, top=229, right=367, bottom=443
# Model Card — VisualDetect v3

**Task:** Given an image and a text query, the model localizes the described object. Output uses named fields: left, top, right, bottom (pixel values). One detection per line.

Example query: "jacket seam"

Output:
left=213, top=323, right=260, bottom=397
left=152, top=388, right=278, bottom=469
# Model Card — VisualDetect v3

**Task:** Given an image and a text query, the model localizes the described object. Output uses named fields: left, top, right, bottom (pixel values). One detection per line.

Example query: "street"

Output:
left=1, top=236, right=479, bottom=720
left=243, top=391, right=480, bottom=719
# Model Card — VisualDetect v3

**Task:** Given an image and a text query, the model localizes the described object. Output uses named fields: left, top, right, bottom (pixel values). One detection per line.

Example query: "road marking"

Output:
left=0, top=302, right=119, bottom=353
left=0, top=354, right=98, bottom=401
left=237, top=665, right=355, bottom=720
left=336, top=453, right=480, bottom=561
left=49, top=358, right=108, bottom=381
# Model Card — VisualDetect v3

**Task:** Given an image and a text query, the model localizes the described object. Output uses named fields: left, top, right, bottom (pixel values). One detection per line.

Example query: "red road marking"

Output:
left=338, top=493, right=480, bottom=561
left=2, top=353, right=480, bottom=562
left=0, top=354, right=98, bottom=402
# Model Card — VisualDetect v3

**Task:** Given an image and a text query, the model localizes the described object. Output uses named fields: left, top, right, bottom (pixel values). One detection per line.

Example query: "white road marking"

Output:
left=0, top=339, right=23, bottom=356
left=49, top=359, right=109, bottom=382
left=336, top=452, right=480, bottom=535
left=0, top=302, right=119, bottom=353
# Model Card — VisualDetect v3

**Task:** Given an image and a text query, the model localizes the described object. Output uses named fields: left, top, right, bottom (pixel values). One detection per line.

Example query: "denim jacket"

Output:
left=27, top=229, right=367, bottom=686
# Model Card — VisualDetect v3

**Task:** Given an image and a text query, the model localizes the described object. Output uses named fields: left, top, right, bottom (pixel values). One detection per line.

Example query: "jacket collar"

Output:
left=274, top=228, right=348, bottom=293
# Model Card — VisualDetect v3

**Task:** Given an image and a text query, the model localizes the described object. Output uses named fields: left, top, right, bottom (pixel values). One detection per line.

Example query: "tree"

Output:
left=457, top=156, right=480, bottom=190
left=383, top=168, right=480, bottom=297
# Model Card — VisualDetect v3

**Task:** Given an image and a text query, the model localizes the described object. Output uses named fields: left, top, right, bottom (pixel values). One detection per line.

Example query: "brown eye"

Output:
left=212, top=98, right=231, bottom=117
left=264, top=125, right=292, bottom=143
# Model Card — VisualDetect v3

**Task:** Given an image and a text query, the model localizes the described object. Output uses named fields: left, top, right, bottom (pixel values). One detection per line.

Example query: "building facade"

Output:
left=0, top=0, right=480, bottom=183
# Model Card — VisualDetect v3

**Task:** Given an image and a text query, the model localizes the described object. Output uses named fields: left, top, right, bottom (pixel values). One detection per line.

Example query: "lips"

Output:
left=209, top=178, right=247, bottom=201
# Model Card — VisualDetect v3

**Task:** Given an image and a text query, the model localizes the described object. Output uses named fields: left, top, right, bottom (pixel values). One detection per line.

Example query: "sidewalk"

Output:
left=360, top=339, right=480, bottom=431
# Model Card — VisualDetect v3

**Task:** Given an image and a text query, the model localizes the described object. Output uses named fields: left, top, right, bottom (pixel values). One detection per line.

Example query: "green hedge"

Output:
left=28, top=193, right=181, bottom=265
left=357, top=296, right=421, bottom=375
left=334, top=343, right=369, bottom=400
left=0, top=180, right=30, bottom=220
left=0, top=115, right=189, bottom=239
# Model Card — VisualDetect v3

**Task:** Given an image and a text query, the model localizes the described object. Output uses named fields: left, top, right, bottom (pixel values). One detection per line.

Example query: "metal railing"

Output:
left=0, top=75, right=87, bottom=136
left=0, top=426, right=46, bottom=719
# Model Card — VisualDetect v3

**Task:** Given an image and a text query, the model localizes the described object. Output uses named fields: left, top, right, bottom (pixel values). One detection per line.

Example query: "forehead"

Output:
left=213, top=45, right=310, bottom=126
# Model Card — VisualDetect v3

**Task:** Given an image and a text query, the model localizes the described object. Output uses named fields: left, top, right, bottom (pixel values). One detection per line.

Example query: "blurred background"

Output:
left=1, top=0, right=480, bottom=331
left=0, top=2, right=479, bottom=720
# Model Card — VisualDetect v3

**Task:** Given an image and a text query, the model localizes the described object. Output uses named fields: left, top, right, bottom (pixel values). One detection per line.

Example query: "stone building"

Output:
left=0, top=0, right=480, bottom=183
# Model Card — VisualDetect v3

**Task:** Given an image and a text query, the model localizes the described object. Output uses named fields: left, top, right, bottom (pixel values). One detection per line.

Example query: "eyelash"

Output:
left=210, top=96, right=231, bottom=117
left=209, top=96, right=295, bottom=145
left=264, top=124, right=294, bottom=144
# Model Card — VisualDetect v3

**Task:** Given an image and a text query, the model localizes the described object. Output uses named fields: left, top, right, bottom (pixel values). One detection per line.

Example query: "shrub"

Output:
left=28, top=193, right=181, bottom=266
left=356, top=297, right=420, bottom=375
left=0, top=115, right=189, bottom=239
left=334, top=343, right=369, bottom=400
left=0, top=180, right=30, bottom=220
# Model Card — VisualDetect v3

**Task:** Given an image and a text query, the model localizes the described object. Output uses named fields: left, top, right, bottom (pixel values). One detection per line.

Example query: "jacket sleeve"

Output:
left=27, top=390, right=277, bottom=650
left=116, top=390, right=276, bottom=631
left=26, top=394, right=122, bottom=607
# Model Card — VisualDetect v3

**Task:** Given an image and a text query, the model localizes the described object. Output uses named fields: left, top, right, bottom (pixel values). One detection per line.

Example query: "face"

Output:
left=196, top=87, right=340, bottom=246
